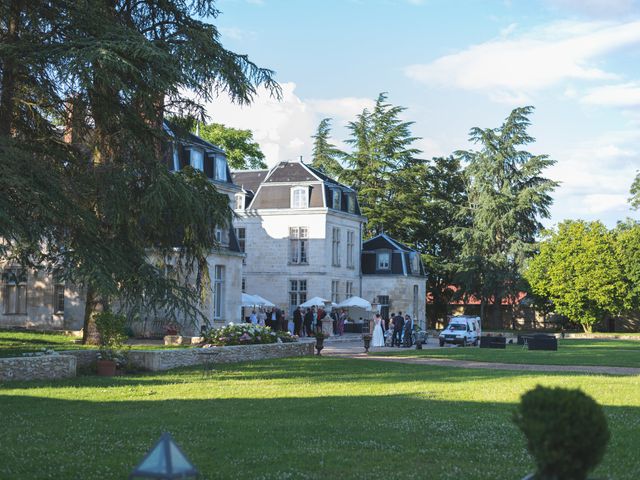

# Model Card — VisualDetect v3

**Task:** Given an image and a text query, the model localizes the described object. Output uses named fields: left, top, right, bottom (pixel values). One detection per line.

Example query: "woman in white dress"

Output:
left=372, top=313, right=385, bottom=347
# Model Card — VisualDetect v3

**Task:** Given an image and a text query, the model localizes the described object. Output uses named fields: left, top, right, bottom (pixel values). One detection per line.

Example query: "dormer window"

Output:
left=190, top=148, right=204, bottom=171
left=376, top=251, right=391, bottom=270
left=291, top=186, right=308, bottom=209
left=347, top=194, right=356, bottom=213
left=235, top=193, right=245, bottom=210
left=215, top=155, right=227, bottom=181
left=332, top=189, right=341, bottom=210
left=410, top=252, right=420, bottom=273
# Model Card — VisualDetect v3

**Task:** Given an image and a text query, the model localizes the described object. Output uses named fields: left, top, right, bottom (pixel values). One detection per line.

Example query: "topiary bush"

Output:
left=513, top=385, right=610, bottom=480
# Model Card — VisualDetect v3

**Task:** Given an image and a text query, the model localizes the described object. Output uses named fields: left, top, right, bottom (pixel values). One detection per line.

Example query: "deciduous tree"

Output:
left=198, top=123, right=266, bottom=170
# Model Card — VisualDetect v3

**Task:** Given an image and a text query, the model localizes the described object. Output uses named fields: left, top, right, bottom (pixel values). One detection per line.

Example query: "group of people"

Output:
left=372, top=311, right=415, bottom=348
left=248, top=307, right=288, bottom=331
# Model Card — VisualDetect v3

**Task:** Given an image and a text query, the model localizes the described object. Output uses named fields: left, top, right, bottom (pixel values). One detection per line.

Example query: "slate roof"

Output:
left=232, top=170, right=269, bottom=195
left=361, top=233, right=426, bottom=277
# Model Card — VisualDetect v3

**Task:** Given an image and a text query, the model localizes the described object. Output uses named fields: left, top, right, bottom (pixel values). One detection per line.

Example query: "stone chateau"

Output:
left=0, top=132, right=426, bottom=332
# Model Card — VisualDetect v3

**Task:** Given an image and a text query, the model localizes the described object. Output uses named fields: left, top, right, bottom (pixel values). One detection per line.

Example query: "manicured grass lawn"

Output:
left=373, top=339, right=640, bottom=368
left=0, top=330, right=192, bottom=357
left=1, top=357, right=639, bottom=479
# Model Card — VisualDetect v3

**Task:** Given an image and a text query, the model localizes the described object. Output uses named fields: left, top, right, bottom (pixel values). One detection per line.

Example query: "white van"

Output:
left=438, top=316, right=481, bottom=347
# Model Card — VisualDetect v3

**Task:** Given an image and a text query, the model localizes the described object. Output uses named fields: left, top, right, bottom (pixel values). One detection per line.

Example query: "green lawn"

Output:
left=372, top=339, right=640, bottom=368
left=1, top=357, right=639, bottom=479
left=0, top=330, right=192, bottom=358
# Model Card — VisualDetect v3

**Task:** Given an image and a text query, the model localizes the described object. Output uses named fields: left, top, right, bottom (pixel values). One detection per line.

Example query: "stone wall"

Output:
left=0, top=355, right=77, bottom=382
left=127, top=341, right=314, bottom=371
left=361, top=275, right=426, bottom=329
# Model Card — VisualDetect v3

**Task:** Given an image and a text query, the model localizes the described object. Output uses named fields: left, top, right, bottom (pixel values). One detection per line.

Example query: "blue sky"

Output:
left=202, top=0, right=640, bottom=227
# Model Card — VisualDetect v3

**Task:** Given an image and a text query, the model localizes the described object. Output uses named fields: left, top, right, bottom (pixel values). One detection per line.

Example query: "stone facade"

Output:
left=361, top=275, right=426, bottom=329
left=0, top=355, right=77, bottom=382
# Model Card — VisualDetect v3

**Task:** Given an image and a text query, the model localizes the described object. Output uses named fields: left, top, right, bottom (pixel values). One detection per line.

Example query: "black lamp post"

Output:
left=130, top=432, right=199, bottom=480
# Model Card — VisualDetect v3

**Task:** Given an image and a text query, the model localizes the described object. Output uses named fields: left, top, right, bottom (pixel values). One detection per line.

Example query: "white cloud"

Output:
left=500, top=22, right=518, bottom=37
left=405, top=20, right=640, bottom=104
left=201, top=83, right=375, bottom=166
left=545, top=130, right=639, bottom=224
left=582, top=82, right=640, bottom=106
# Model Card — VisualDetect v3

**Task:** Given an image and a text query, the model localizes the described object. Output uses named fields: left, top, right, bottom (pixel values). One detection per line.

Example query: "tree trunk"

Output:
left=582, top=323, right=592, bottom=334
left=82, top=285, right=107, bottom=345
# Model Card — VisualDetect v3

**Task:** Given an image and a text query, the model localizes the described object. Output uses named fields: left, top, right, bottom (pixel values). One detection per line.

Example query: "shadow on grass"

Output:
left=1, top=391, right=638, bottom=480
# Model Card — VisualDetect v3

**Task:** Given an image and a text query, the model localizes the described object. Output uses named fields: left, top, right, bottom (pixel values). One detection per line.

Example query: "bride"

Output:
left=372, top=313, right=385, bottom=347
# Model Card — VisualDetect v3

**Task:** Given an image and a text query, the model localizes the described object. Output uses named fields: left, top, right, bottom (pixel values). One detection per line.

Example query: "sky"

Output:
left=201, top=0, right=640, bottom=227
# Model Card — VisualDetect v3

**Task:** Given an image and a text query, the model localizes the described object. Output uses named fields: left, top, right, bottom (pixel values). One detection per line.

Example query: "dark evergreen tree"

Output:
left=341, top=93, right=421, bottom=238
left=0, top=0, right=279, bottom=342
left=454, top=106, right=557, bottom=325
left=630, top=172, right=640, bottom=210
left=310, top=118, right=344, bottom=179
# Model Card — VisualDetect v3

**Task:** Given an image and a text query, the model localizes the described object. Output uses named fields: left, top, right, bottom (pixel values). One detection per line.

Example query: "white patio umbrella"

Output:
left=337, top=296, right=372, bottom=311
left=299, top=296, right=330, bottom=308
left=251, top=294, right=275, bottom=307
left=241, top=293, right=259, bottom=307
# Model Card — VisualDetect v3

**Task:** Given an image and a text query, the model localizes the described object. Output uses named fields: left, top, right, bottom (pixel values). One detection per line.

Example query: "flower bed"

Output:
left=204, top=323, right=297, bottom=346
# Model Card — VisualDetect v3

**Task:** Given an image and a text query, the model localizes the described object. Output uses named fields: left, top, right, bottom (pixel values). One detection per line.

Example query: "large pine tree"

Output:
left=454, top=106, right=558, bottom=324
left=310, top=118, right=344, bottom=179
left=341, top=93, right=421, bottom=238
left=0, top=0, right=279, bottom=342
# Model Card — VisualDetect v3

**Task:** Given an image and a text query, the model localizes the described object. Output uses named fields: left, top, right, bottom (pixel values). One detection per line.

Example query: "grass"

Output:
left=1, top=357, right=640, bottom=479
left=0, top=330, right=192, bottom=358
left=371, top=339, right=640, bottom=368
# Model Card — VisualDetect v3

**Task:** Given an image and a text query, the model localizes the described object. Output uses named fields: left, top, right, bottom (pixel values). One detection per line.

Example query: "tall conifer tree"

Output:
left=310, top=118, right=344, bottom=179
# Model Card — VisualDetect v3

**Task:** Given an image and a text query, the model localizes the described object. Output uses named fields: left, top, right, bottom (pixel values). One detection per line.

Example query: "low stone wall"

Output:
left=62, top=350, right=99, bottom=369
left=128, top=341, right=314, bottom=371
left=0, top=355, right=77, bottom=382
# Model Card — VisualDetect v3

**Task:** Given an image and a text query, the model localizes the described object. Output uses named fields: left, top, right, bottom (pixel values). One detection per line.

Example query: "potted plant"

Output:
left=513, top=385, right=610, bottom=480
left=314, top=331, right=326, bottom=355
left=95, top=312, right=128, bottom=376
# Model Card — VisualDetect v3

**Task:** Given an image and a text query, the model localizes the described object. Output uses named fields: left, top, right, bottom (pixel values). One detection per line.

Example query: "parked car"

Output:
left=438, top=316, right=481, bottom=347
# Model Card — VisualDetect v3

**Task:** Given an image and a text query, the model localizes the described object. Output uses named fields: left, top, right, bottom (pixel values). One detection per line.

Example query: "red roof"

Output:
left=427, top=286, right=527, bottom=306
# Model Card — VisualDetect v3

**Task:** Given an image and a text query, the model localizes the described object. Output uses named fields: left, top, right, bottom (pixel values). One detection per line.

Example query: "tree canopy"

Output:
left=0, top=0, right=279, bottom=341
left=310, top=118, right=344, bottom=179
left=630, top=172, right=640, bottom=210
left=524, top=221, right=635, bottom=332
left=197, top=123, right=266, bottom=170
left=453, top=106, right=558, bottom=322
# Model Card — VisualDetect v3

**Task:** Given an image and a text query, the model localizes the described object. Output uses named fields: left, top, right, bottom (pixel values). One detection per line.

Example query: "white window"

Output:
left=215, top=155, right=227, bottom=181
left=290, top=227, right=309, bottom=264
left=345, top=281, right=353, bottom=299
left=291, top=186, right=308, bottom=209
left=2, top=268, right=27, bottom=315
left=346, top=230, right=355, bottom=269
left=172, top=144, right=180, bottom=171
left=332, top=189, right=341, bottom=210
left=377, top=251, right=391, bottom=270
left=332, top=227, right=341, bottom=267
left=289, top=279, right=307, bottom=308
left=331, top=280, right=340, bottom=304
left=190, top=148, right=204, bottom=171
left=53, top=280, right=65, bottom=314
left=235, top=227, right=246, bottom=265
left=213, top=265, right=224, bottom=320
left=235, top=194, right=245, bottom=210
left=347, top=194, right=356, bottom=214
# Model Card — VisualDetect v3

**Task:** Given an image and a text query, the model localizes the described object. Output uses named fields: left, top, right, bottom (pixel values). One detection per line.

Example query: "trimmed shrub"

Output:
left=204, top=323, right=297, bottom=346
left=513, top=385, right=610, bottom=480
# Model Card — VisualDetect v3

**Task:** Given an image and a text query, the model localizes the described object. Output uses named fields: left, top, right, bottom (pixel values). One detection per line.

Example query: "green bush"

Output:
left=94, top=312, right=127, bottom=349
left=204, top=323, right=297, bottom=346
left=513, top=385, right=610, bottom=480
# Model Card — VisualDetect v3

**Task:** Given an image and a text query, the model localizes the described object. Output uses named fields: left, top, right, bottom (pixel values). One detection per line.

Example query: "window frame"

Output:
left=332, top=189, right=342, bottom=210
left=332, top=227, right=341, bottom=267
left=215, top=155, right=227, bottom=181
left=189, top=148, right=204, bottom=171
left=290, top=186, right=309, bottom=209
left=289, top=227, right=309, bottom=265
left=213, top=265, right=224, bottom=320
left=376, top=250, right=391, bottom=271
left=2, top=268, right=27, bottom=315
left=346, top=230, right=355, bottom=269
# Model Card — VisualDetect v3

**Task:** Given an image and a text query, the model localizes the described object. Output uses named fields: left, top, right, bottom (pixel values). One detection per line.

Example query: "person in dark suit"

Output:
left=293, top=307, right=303, bottom=336
left=393, top=311, right=404, bottom=347
left=303, top=308, right=313, bottom=337
left=403, top=314, right=414, bottom=347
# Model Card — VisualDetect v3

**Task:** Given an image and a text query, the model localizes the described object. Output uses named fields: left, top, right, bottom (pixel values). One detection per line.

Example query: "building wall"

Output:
left=236, top=208, right=364, bottom=314
left=361, top=275, right=426, bottom=329
left=0, top=266, right=85, bottom=330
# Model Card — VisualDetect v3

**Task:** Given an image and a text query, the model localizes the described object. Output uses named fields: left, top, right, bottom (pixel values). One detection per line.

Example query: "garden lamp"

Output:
left=130, top=432, right=199, bottom=479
